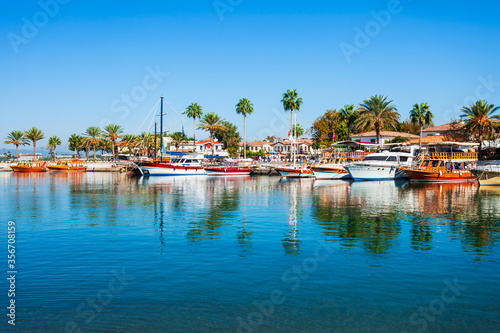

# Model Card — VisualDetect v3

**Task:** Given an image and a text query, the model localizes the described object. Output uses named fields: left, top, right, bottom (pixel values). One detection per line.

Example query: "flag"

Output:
left=287, top=131, right=290, bottom=138
left=333, top=130, right=337, bottom=142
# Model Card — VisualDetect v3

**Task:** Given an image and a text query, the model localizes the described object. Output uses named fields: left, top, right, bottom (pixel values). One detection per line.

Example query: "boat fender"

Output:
left=439, top=171, right=442, bottom=177
left=459, top=171, right=462, bottom=177
left=390, top=165, right=395, bottom=173
left=185, top=167, right=187, bottom=171
left=173, top=167, right=176, bottom=171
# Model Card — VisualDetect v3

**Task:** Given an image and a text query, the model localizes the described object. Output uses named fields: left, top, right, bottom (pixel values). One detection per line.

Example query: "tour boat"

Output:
left=471, top=162, right=500, bottom=186
left=344, top=149, right=415, bottom=181
left=310, top=156, right=350, bottom=180
left=205, top=159, right=252, bottom=176
left=47, top=160, right=87, bottom=172
left=11, top=161, right=47, bottom=172
left=141, top=154, right=207, bottom=176
left=399, top=144, right=478, bottom=183
left=274, top=165, right=314, bottom=179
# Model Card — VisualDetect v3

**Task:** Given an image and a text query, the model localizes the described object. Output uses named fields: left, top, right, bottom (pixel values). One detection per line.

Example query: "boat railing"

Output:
left=475, top=161, right=500, bottom=172
left=427, top=152, right=477, bottom=160
left=323, top=151, right=370, bottom=160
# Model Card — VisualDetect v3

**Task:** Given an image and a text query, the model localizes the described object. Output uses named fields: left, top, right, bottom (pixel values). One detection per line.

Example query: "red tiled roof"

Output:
left=350, top=131, right=418, bottom=138
left=196, top=139, right=222, bottom=145
left=422, top=123, right=454, bottom=132
left=405, top=134, right=454, bottom=144
left=238, top=141, right=274, bottom=147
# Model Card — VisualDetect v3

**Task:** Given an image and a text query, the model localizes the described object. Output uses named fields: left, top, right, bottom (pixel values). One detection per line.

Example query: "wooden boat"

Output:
left=47, top=160, right=87, bottom=172
left=274, top=165, right=314, bottom=179
left=471, top=162, right=500, bottom=186
left=310, top=156, right=350, bottom=180
left=11, top=161, right=47, bottom=172
left=205, top=159, right=252, bottom=176
left=400, top=151, right=477, bottom=183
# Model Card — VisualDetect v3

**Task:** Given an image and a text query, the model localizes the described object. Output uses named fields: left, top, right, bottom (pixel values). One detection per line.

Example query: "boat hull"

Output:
left=471, top=169, right=500, bottom=186
left=311, top=167, right=350, bottom=180
left=205, top=167, right=252, bottom=176
left=274, top=166, right=314, bottom=179
left=47, top=166, right=86, bottom=172
left=11, top=166, right=46, bottom=172
left=402, top=168, right=477, bottom=183
left=345, top=164, right=407, bottom=180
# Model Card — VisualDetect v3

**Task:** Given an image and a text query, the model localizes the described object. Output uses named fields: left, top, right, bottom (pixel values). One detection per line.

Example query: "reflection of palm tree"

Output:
left=410, top=219, right=433, bottom=252
left=282, top=183, right=302, bottom=256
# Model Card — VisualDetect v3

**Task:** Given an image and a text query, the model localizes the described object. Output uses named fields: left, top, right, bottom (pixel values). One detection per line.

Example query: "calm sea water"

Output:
left=1, top=172, right=499, bottom=333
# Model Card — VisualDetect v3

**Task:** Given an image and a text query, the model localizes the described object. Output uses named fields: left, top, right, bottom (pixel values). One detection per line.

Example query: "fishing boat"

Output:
left=141, top=154, right=207, bottom=176
left=274, top=165, right=314, bottom=179
left=11, top=161, right=47, bottom=172
left=47, top=160, right=87, bottom=172
left=205, top=159, right=252, bottom=176
left=471, top=161, right=500, bottom=186
left=344, top=147, right=416, bottom=181
left=310, top=149, right=370, bottom=180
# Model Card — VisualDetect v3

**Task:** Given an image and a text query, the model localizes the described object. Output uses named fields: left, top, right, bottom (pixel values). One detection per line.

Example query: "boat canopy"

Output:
left=331, top=141, right=379, bottom=148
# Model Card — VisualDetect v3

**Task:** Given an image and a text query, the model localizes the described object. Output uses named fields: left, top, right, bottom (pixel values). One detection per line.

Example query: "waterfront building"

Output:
left=350, top=130, right=418, bottom=145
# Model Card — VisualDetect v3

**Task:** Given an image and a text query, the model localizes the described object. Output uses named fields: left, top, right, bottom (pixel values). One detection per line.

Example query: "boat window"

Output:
left=431, top=161, right=440, bottom=167
left=400, top=156, right=408, bottom=162
left=387, top=156, right=397, bottom=162
left=364, top=156, right=388, bottom=161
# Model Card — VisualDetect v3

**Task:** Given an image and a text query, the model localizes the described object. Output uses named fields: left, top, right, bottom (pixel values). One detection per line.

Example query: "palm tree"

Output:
left=339, top=104, right=358, bottom=140
left=184, top=103, right=203, bottom=147
left=137, top=132, right=154, bottom=157
left=122, top=134, right=137, bottom=156
left=4, top=130, right=28, bottom=161
left=235, top=98, right=254, bottom=159
left=281, top=89, right=303, bottom=141
left=409, top=102, right=434, bottom=149
left=292, top=124, right=304, bottom=138
left=98, top=138, right=112, bottom=158
left=102, top=124, right=124, bottom=160
left=170, top=132, right=188, bottom=149
left=47, top=135, right=61, bottom=160
left=354, top=95, right=400, bottom=144
left=80, top=138, right=91, bottom=160
left=198, top=113, right=224, bottom=156
left=83, top=126, right=102, bottom=160
left=24, top=127, right=45, bottom=158
left=68, top=134, right=83, bottom=158
left=460, top=100, right=500, bottom=151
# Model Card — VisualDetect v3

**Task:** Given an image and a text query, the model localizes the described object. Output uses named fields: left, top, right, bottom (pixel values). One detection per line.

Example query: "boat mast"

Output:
left=160, top=97, right=164, bottom=162
left=154, top=121, right=157, bottom=158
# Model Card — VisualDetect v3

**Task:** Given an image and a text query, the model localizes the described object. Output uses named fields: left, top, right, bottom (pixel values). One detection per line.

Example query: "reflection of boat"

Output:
left=274, top=165, right=314, bottom=179
left=47, top=160, right=87, bottom=172
left=472, top=162, right=500, bottom=186
left=311, top=156, right=350, bottom=180
left=141, top=154, right=207, bottom=176
left=345, top=149, right=414, bottom=180
left=400, top=144, right=477, bottom=183
left=11, top=161, right=47, bottom=172
left=205, top=159, right=252, bottom=176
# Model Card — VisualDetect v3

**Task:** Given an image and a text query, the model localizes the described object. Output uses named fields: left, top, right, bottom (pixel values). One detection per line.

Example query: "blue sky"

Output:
left=1, top=0, right=500, bottom=152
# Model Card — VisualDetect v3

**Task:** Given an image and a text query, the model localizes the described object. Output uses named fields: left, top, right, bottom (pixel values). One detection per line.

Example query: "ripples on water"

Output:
left=0, top=173, right=499, bottom=332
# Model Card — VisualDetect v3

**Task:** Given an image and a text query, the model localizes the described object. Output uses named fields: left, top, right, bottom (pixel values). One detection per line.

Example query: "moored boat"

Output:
left=274, top=165, right=314, bottom=179
left=310, top=156, right=350, bottom=180
left=11, top=161, right=47, bottom=172
left=205, top=159, right=252, bottom=176
left=471, top=161, right=500, bottom=186
left=47, top=160, right=87, bottom=172
left=399, top=143, right=478, bottom=183
left=141, top=154, right=207, bottom=176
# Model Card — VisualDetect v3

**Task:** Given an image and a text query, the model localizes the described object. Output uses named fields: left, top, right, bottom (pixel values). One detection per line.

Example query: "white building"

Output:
left=350, top=131, right=418, bottom=145
left=273, top=139, right=314, bottom=154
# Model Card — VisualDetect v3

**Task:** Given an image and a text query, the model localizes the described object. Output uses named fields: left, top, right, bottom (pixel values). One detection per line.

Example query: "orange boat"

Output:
left=400, top=149, right=477, bottom=183
left=47, top=160, right=87, bottom=172
left=11, top=161, right=47, bottom=172
left=274, top=165, right=314, bottom=178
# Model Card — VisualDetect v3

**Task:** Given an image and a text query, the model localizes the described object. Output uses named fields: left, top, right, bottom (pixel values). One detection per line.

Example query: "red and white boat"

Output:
left=205, top=159, right=253, bottom=176
left=140, top=154, right=207, bottom=176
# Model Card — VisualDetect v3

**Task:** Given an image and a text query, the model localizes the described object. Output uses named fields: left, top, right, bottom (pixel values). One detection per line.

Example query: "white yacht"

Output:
left=344, top=149, right=415, bottom=180
left=141, top=154, right=207, bottom=176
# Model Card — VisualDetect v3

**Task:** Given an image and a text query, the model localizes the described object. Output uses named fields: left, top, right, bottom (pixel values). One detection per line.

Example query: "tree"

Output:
left=281, top=89, right=303, bottom=143
left=47, top=135, right=61, bottom=159
left=24, top=127, right=45, bottom=158
left=265, top=136, right=279, bottom=143
left=460, top=100, right=500, bottom=151
left=122, top=134, right=138, bottom=156
left=170, top=132, right=187, bottom=149
left=292, top=124, right=304, bottom=138
left=68, top=134, right=83, bottom=158
left=410, top=102, right=434, bottom=149
left=235, top=98, right=254, bottom=159
left=339, top=104, right=358, bottom=140
left=184, top=103, right=203, bottom=146
left=98, top=138, right=112, bottom=157
left=83, top=126, right=102, bottom=160
left=354, top=95, right=400, bottom=144
left=214, top=120, right=241, bottom=157
left=103, top=124, right=124, bottom=160
left=137, top=132, right=154, bottom=156
left=198, top=113, right=224, bottom=156
left=4, top=130, right=28, bottom=161
left=310, top=109, right=342, bottom=148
